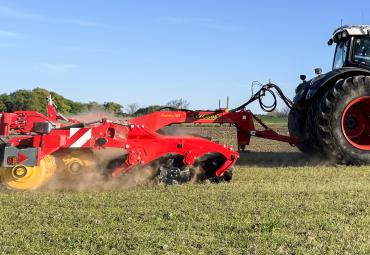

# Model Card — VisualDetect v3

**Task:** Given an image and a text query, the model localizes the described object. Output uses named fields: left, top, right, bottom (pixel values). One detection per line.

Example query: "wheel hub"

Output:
left=159, top=158, right=191, bottom=185
left=342, top=96, right=370, bottom=150
left=12, top=166, right=29, bottom=179
left=62, top=151, right=97, bottom=176
left=345, top=116, right=358, bottom=130
left=67, top=161, right=83, bottom=174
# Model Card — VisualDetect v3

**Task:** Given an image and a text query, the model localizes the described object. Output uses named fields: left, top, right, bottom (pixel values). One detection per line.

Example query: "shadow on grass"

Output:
left=236, top=151, right=331, bottom=167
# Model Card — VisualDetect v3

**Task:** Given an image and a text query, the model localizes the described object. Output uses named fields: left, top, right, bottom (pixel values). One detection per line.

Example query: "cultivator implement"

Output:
left=0, top=91, right=296, bottom=190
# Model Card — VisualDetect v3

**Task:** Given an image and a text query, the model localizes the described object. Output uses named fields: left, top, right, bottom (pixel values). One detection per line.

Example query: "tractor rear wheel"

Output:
left=316, top=75, right=370, bottom=164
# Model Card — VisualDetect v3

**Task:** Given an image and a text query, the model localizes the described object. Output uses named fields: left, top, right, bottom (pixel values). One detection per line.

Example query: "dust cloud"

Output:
left=67, top=110, right=130, bottom=123
left=42, top=165, right=159, bottom=192
left=41, top=148, right=159, bottom=191
left=38, top=111, right=160, bottom=191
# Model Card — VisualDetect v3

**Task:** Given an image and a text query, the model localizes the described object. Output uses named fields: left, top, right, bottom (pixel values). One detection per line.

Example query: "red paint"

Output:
left=17, top=152, right=28, bottom=164
left=342, top=96, right=370, bottom=150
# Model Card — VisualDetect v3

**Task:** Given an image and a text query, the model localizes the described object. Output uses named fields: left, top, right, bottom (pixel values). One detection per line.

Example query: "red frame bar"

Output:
left=131, top=109, right=297, bottom=149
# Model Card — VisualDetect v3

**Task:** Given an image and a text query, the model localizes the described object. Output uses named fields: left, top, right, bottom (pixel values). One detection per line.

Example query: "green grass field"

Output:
left=1, top=125, right=370, bottom=254
left=256, top=115, right=288, bottom=125
left=1, top=166, right=370, bottom=254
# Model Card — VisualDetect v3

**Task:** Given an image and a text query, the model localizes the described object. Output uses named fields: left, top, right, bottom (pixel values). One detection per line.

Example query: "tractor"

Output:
left=289, top=25, right=370, bottom=164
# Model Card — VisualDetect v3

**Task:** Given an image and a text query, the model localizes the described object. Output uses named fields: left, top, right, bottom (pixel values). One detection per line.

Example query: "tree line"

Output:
left=0, top=88, right=190, bottom=117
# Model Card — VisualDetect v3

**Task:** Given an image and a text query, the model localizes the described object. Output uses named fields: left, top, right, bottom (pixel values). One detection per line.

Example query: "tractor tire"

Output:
left=288, top=109, right=318, bottom=153
left=306, top=94, right=325, bottom=154
left=316, top=75, right=370, bottom=164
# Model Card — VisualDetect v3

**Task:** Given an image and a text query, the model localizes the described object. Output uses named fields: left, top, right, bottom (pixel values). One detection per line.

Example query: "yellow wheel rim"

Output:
left=62, top=150, right=97, bottom=175
left=0, top=155, right=57, bottom=191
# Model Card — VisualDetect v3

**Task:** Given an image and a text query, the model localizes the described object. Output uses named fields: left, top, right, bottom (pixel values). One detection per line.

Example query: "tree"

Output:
left=69, top=101, right=87, bottom=114
left=86, top=101, right=104, bottom=111
left=9, top=90, right=39, bottom=112
left=267, top=106, right=290, bottom=118
left=49, top=91, right=72, bottom=114
left=127, top=103, right=139, bottom=115
left=166, top=98, right=190, bottom=109
left=0, top=87, right=129, bottom=117
left=0, top=100, right=6, bottom=112
left=135, top=105, right=162, bottom=116
left=0, top=94, right=12, bottom=112
left=103, top=102, right=125, bottom=116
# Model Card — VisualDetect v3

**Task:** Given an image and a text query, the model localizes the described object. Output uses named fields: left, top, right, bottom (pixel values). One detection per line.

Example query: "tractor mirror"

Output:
left=328, top=39, right=334, bottom=46
left=300, top=75, right=306, bottom=81
left=314, top=68, right=322, bottom=76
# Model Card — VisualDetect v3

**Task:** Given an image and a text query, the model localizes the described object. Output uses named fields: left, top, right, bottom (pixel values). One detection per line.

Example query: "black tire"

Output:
left=316, top=75, right=370, bottom=164
left=306, top=94, right=325, bottom=154
left=288, top=109, right=318, bottom=153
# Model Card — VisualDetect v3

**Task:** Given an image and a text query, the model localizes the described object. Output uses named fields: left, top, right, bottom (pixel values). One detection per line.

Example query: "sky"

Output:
left=0, top=0, right=369, bottom=112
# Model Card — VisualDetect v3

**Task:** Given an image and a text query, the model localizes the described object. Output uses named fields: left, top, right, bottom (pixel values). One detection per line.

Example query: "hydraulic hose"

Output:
left=231, top=81, right=293, bottom=113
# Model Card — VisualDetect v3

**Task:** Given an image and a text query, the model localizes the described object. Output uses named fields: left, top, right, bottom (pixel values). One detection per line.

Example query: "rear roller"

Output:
left=104, top=153, right=235, bottom=186
left=0, top=155, right=57, bottom=191
left=158, top=157, right=192, bottom=185
left=156, top=153, right=234, bottom=185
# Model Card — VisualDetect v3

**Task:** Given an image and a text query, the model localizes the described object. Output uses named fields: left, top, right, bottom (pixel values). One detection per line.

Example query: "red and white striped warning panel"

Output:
left=68, top=128, right=92, bottom=148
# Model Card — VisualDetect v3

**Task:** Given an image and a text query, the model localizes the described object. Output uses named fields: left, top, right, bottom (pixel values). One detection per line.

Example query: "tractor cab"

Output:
left=330, top=25, right=370, bottom=70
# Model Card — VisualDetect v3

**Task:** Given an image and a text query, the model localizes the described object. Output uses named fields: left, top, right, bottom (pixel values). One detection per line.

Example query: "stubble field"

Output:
left=1, top=122, right=370, bottom=254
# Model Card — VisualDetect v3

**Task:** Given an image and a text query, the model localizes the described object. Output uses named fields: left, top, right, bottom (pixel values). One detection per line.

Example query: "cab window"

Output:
left=333, top=40, right=349, bottom=69
left=352, top=38, right=370, bottom=67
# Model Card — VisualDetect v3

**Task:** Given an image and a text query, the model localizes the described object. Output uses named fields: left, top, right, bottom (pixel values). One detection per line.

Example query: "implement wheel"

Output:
left=0, top=155, right=57, bottom=191
left=316, top=76, right=370, bottom=164
left=61, top=150, right=97, bottom=176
